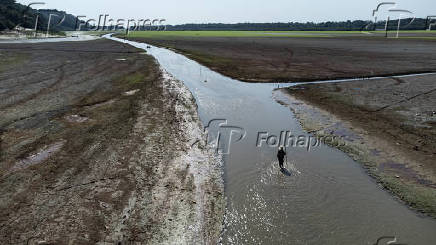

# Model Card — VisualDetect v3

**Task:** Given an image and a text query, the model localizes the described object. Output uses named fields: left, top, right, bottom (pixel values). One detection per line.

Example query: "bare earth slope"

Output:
left=0, top=40, right=223, bottom=244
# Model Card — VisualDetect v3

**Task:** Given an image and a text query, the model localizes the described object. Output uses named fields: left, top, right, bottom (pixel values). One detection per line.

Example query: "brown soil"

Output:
left=281, top=74, right=436, bottom=217
left=124, top=36, right=436, bottom=82
left=0, top=39, right=223, bottom=244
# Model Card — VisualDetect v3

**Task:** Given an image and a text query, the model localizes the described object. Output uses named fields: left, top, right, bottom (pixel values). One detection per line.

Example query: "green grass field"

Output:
left=128, top=30, right=335, bottom=37
left=122, top=30, right=436, bottom=39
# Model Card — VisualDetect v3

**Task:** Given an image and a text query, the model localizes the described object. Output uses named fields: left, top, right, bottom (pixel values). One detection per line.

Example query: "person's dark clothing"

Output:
left=277, top=149, right=286, bottom=168
left=278, top=158, right=284, bottom=169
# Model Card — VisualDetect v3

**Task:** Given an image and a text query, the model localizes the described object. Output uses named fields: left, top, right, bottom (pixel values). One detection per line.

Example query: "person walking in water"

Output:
left=277, top=146, right=286, bottom=169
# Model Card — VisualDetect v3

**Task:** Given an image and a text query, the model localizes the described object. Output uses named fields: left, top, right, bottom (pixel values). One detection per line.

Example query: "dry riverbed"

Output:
left=124, top=35, right=436, bottom=218
left=0, top=39, right=224, bottom=244
left=123, top=35, right=436, bottom=82
left=278, top=74, right=436, bottom=217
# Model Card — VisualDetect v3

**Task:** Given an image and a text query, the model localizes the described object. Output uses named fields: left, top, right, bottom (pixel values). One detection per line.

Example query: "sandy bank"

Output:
left=278, top=74, right=436, bottom=217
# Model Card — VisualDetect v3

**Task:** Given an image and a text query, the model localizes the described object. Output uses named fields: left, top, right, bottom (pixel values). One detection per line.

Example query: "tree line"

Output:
left=1, top=0, right=434, bottom=32
left=0, top=0, right=76, bottom=32
left=165, top=18, right=432, bottom=31
left=0, top=0, right=42, bottom=31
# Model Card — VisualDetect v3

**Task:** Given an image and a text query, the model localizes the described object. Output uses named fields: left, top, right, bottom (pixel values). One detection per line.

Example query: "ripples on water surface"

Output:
left=107, top=35, right=436, bottom=245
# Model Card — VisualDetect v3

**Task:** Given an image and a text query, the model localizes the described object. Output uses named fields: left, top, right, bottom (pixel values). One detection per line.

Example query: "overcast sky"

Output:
left=16, top=0, right=436, bottom=25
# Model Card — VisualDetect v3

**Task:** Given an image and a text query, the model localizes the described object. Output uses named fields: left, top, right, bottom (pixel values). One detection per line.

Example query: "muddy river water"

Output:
left=106, top=36, right=436, bottom=244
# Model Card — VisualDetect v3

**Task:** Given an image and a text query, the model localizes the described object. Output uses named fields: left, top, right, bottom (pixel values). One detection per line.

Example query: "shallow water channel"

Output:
left=108, top=36, right=436, bottom=244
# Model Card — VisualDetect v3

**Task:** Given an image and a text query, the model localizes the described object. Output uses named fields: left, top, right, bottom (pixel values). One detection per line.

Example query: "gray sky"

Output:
left=17, top=0, right=436, bottom=25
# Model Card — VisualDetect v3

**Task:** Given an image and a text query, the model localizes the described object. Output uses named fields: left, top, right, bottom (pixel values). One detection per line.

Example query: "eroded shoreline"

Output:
left=124, top=35, right=436, bottom=218
left=0, top=39, right=224, bottom=244
left=277, top=75, right=436, bottom=217
left=110, top=35, right=436, bottom=243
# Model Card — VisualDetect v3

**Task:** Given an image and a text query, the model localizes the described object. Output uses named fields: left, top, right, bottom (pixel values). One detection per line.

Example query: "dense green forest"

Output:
left=0, top=0, right=44, bottom=31
left=38, top=9, right=77, bottom=31
left=165, top=18, right=431, bottom=31
left=1, top=0, right=434, bottom=32
left=0, top=0, right=76, bottom=32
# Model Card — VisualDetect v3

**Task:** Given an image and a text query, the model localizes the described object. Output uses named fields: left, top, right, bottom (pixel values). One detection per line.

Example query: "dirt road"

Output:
left=0, top=39, right=223, bottom=244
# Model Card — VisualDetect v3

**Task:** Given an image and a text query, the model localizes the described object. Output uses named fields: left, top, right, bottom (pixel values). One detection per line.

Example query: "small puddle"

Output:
left=107, top=35, right=436, bottom=244
left=123, top=89, right=140, bottom=96
left=65, top=114, right=89, bottom=123
left=10, top=140, right=65, bottom=173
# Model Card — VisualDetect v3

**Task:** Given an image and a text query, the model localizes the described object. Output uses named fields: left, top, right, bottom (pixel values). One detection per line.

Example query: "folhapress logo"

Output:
left=363, top=2, right=416, bottom=37
left=205, top=119, right=246, bottom=155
